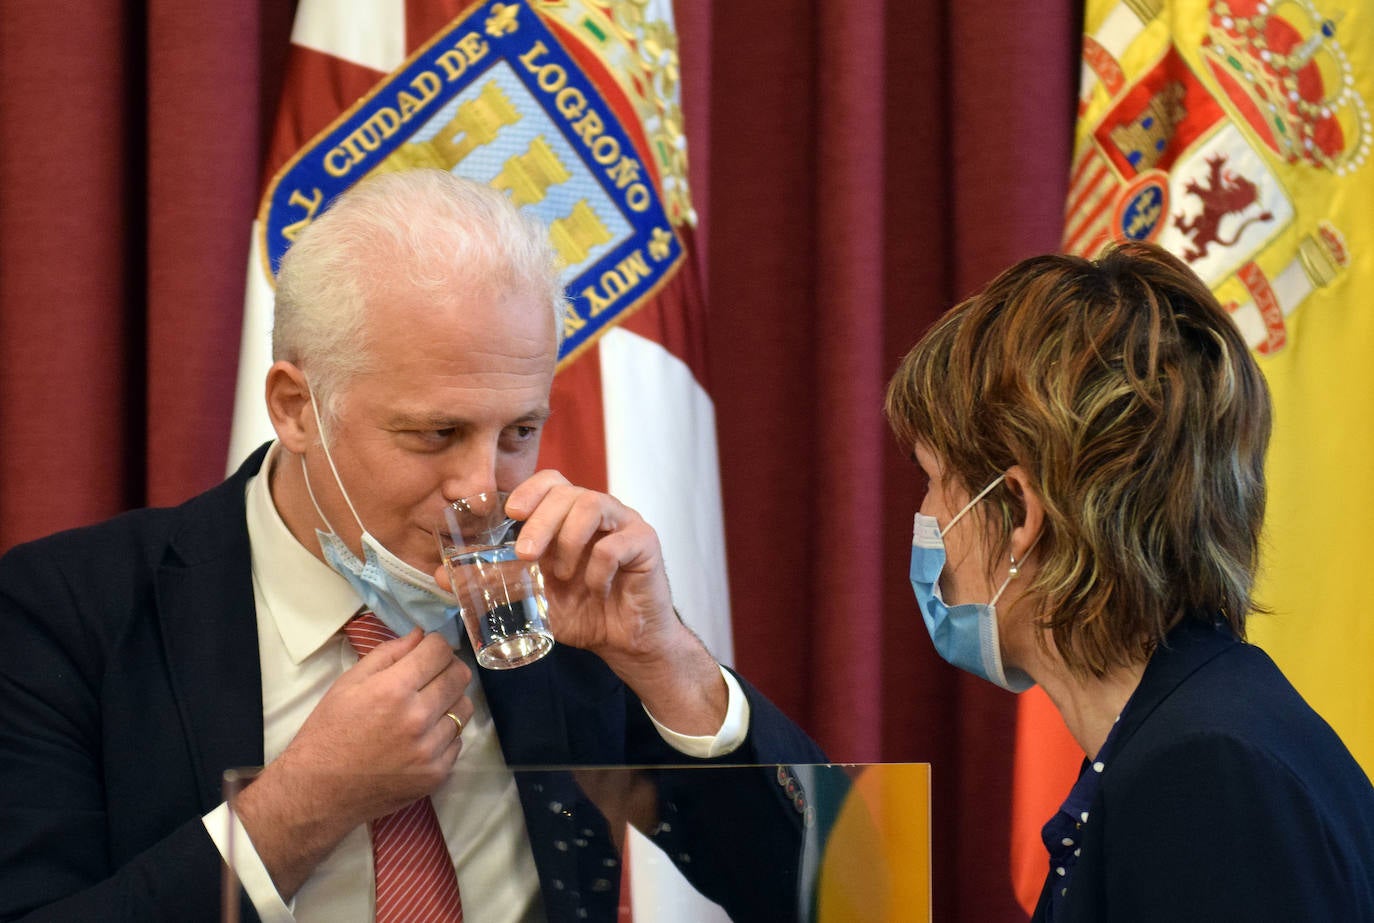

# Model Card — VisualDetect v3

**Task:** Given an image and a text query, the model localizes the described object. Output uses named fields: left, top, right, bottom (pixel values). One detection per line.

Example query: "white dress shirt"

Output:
left=205, top=444, right=747, bottom=922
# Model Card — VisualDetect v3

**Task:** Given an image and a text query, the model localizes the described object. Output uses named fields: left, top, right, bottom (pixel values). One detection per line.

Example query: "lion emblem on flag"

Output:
left=1172, top=153, right=1273, bottom=261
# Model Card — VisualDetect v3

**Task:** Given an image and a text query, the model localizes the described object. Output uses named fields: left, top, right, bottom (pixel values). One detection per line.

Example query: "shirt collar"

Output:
left=245, top=442, right=363, bottom=664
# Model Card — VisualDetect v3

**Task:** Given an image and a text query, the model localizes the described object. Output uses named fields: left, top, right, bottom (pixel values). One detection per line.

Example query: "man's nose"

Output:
left=439, top=440, right=500, bottom=503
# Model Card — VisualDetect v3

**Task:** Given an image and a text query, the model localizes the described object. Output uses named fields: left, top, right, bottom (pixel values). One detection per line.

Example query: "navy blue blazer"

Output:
left=1033, top=617, right=1374, bottom=922
left=0, top=444, right=824, bottom=922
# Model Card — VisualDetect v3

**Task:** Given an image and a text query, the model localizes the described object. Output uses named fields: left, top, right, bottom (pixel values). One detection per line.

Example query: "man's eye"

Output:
left=502, top=424, right=540, bottom=447
left=407, top=428, right=455, bottom=447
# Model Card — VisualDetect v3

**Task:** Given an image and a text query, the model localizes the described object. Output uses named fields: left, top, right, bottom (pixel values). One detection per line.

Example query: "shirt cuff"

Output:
left=645, top=665, right=750, bottom=758
left=203, top=802, right=296, bottom=923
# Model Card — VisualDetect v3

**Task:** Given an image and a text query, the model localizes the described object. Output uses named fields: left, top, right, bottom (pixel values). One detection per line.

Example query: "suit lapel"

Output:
left=481, top=648, right=574, bottom=765
left=155, top=446, right=270, bottom=809
left=485, top=643, right=632, bottom=764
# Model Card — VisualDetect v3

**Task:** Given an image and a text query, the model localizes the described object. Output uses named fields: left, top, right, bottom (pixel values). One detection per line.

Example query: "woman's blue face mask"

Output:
left=908, top=474, right=1033, bottom=693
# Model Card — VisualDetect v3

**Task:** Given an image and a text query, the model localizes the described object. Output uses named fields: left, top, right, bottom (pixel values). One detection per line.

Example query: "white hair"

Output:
left=272, top=169, right=567, bottom=423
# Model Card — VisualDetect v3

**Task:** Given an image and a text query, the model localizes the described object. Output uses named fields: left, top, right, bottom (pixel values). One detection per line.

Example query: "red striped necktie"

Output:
left=343, top=611, right=464, bottom=923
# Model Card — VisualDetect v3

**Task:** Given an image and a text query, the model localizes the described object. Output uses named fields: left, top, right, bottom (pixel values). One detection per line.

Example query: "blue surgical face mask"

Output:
left=909, top=474, right=1034, bottom=693
left=303, top=387, right=463, bottom=648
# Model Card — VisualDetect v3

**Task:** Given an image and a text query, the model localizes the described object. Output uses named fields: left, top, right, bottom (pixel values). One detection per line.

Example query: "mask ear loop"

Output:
left=941, top=473, right=1007, bottom=537
left=306, top=381, right=368, bottom=536
left=300, top=455, right=339, bottom=537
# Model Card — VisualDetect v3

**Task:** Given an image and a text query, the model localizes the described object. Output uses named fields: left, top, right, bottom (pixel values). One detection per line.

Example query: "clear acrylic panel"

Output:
left=222, top=762, right=931, bottom=922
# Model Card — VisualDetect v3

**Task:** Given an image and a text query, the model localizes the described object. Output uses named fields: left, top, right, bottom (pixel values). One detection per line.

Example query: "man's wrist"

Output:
left=645, top=665, right=751, bottom=758
left=603, top=621, right=729, bottom=736
left=203, top=802, right=296, bottom=922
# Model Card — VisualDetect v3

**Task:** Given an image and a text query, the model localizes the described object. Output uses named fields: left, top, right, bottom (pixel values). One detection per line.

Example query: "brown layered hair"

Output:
left=885, top=242, right=1271, bottom=676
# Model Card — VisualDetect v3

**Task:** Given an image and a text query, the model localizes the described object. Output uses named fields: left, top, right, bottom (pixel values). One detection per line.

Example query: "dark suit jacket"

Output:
left=1032, top=617, right=1374, bottom=922
left=0, top=444, right=824, bottom=922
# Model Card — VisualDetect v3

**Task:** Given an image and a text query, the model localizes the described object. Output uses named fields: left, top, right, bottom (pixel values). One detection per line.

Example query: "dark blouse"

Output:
left=1038, top=711, right=1128, bottom=920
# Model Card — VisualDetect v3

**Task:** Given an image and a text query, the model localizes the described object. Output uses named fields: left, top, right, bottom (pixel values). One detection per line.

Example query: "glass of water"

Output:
left=434, top=492, right=554, bottom=669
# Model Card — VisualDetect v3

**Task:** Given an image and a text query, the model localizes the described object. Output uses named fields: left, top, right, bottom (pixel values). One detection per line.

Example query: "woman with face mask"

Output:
left=884, top=241, right=1374, bottom=921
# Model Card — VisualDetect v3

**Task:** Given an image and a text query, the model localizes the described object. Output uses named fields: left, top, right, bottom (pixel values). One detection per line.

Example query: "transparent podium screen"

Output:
left=223, top=763, right=931, bottom=922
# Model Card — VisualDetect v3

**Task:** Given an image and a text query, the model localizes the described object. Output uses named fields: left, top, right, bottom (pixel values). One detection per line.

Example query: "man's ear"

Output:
left=1003, top=464, right=1045, bottom=562
left=265, top=361, right=314, bottom=454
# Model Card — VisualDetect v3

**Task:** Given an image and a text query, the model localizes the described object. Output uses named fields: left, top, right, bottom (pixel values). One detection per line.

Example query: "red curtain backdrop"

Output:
left=0, top=0, right=296, bottom=528
left=0, top=2, right=1077, bottom=920
left=704, top=5, right=1077, bottom=919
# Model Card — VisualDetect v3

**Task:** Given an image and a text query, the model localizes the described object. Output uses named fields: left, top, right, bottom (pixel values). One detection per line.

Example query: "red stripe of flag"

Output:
left=543, top=346, right=609, bottom=494
left=406, top=0, right=472, bottom=51
left=263, top=46, right=384, bottom=188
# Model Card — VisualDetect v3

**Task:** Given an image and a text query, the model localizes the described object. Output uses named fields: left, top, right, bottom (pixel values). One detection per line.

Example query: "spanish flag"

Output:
left=227, top=3, right=732, bottom=920
left=1015, top=0, right=1374, bottom=911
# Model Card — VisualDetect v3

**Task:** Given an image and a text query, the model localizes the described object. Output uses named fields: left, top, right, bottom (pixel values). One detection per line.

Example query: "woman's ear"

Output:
left=264, top=361, right=314, bottom=454
left=1004, top=464, right=1044, bottom=562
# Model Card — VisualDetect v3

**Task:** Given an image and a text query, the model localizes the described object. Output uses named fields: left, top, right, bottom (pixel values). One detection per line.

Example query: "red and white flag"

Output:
left=228, top=3, right=732, bottom=919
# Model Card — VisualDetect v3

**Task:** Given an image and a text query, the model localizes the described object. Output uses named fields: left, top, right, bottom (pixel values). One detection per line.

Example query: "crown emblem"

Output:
left=1201, top=0, right=1369, bottom=174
